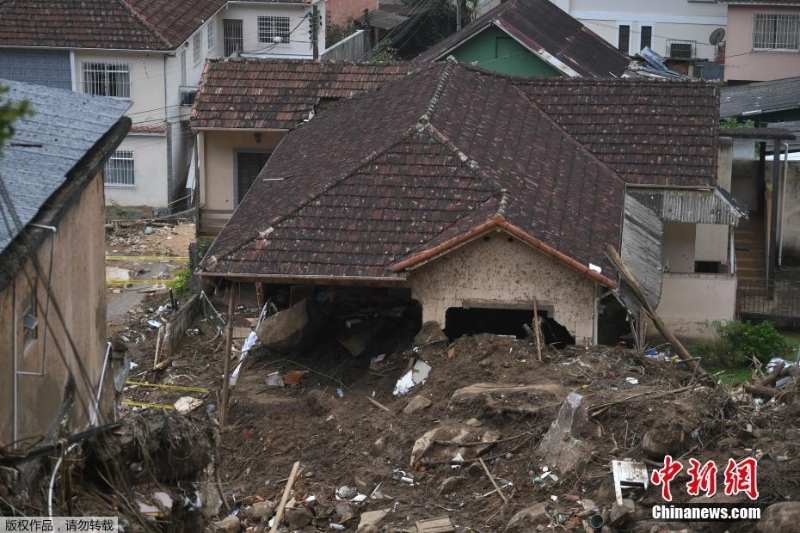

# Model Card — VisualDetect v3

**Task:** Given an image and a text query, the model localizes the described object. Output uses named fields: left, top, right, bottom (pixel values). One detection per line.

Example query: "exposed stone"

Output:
left=505, top=502, right=551, bottom=531
left=535, top=392, right=589, bottom=473
left=466, top=417, right=483, bottom=427
left=357, top=509, right=391, bottom=532
left=414, top=321, right=447, bottom=347
left=244, top=500, right=275, bottom=522
left=642, top=428, right=682, bottom=459
left=438, top=476, right=465, bottom=495
left=609, top=498, right=635, bottom=527
left=370, top=437, right=385, bottom=457
left=285, top=507, right=313, bottom=529
left=403, top=395, right=432, bottom=415
left=757, top=502, right=800, bottom=533
left=215, top=515, right=240, bottom=533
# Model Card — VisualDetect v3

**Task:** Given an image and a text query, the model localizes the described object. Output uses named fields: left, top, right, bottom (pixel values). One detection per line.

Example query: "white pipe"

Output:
left=48, top=443, right=78, bottom=517
left=12, top=284, right=18, bottom=446
left=89, top=342, right=112, bottom=427
left=779, top=142, right=789, bottom=266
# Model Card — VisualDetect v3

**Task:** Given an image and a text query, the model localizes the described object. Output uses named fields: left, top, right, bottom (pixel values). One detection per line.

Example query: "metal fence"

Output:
left=738, top=279, right=800, bottom=318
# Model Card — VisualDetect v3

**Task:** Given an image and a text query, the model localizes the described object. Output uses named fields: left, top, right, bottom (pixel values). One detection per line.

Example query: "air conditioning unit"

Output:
left=668, top=42, right=694, bottom=60
left=180, top=87, right=198, bottom=106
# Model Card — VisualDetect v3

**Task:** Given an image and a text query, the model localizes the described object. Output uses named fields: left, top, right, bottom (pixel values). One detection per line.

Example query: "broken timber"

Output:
left=605, top=245, right=705, bottom=376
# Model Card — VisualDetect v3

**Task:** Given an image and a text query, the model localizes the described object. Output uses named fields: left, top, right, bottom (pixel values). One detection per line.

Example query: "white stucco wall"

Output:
left=554, top=0, right=726, bottom=59
left=664, top=222, right=697, bottom=273
left=407, top=230, right=598, bottom=345
left=104, top=134, right=170, bottom=207
left=696, top=224, right=729, bottom=264
left=652, top=273, right=737, bottom=340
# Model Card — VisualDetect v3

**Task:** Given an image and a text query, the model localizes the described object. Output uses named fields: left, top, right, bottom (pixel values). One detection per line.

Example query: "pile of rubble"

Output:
left=3, top=306, right=799, bottom=532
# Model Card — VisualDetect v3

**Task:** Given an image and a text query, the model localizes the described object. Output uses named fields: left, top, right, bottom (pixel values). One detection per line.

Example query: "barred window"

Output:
left=667, top=39, right=696, bottom=59
left=640, top=26, right=652, bottom=50
left=258, top=16, right=291, bottom=44
left=82, top=62, right=130, bottom=98
left=104, top=150, right=135, bottom=187
left=193, top=32, right=202, bottom=64
left=618, top=25, right=630, bottom=53
left=207, top=19, right=216, bottom=50
left=753, top=13, right=799, bottom=51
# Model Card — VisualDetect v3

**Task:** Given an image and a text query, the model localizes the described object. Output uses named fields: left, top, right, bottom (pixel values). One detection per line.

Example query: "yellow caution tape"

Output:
left=125, top=381, right=208, bottom=393
left=106, top=255, right=189, bottom=262
left=121, top=400, right=174, bottom=410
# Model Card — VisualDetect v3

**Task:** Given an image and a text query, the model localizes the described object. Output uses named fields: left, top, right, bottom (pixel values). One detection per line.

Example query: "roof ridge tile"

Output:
left=118, top=0, right=171, bottom=47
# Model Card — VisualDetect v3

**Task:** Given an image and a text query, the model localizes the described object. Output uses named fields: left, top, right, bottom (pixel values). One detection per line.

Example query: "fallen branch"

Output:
left=757, top=363, right=785, bottom=388
left=589, top=386, right=692, bottom=415
left=433, top=431, right=530, bottom=447
left=366, top=396, right=392, bottom=413
left=270, top=461, right=301, bottom=533
left=479, top=458, right=508, bottom=504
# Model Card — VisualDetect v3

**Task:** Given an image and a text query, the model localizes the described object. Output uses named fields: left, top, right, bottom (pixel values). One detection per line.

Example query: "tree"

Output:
left=0, top=84, right=31, bottom=151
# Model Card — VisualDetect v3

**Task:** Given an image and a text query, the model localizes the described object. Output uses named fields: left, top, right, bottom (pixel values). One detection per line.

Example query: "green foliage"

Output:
left=0, top=84, right=32, bottom=152
left=168, top=266, right=192, bottom=296
left=690, top=320, right=793, bottom=368
left=326, top=18, right=358, bottom=49
left=719, top=117, right=755, bottom=130
left=373, top=46, right=399, bottom=62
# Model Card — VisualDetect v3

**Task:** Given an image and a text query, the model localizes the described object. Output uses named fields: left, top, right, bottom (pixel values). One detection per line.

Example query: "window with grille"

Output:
left=193, top=32, right=202, bottom=64
left=618, top=25, right=630, bottom=53
left=82, top=62, right=130, bottom=98
left=640, top=26, right=652, bottom=50
left=208, top=19, right=216, bottom=50
left=104, top=150, right=135, bottom=186
left=223, top=19, right=244, bottom=56
left=753, top=13, right=800, bottom=51
left=258, top=16, right=291, bottom=44
left=22, top=290, right=37, bottom=348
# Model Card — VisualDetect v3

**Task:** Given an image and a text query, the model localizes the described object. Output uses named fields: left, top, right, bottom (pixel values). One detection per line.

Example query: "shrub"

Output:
left=691, top=320, right=792, bottom=368
left=168, top=266, right=192, bottom=296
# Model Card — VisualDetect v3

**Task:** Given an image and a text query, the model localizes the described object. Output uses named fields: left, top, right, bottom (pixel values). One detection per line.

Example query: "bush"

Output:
left=168, top=266, right=192, bottom=296
left=691, top=320, right=792, bottom=368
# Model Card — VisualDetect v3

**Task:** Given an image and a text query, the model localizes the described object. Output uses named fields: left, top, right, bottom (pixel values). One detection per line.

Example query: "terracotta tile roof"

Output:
left=414, top=0, right=630, bottom=78
left=0, top=0, right=307, bottom=50
left=191, top=58, right=430, bottom=130
left=513, top=77, right=720, bottom=186
left=199, top=61, right=625, bottom=285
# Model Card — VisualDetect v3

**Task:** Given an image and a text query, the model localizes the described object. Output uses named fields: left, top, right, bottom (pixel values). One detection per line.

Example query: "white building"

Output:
left=549, top=0, right=727, bottom=63
left=0, top=0, right=326, bottom=212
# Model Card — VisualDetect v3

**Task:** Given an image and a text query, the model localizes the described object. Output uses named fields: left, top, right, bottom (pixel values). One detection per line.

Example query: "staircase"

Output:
left=735, top=216, right=766, bottom=284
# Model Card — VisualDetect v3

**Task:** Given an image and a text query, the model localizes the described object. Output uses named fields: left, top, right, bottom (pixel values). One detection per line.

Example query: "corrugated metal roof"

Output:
left=0, top=79, right=130, bottom=253
left=626, top=187, right=746, bottom=227
left=618, top=194, right=663, bottom=317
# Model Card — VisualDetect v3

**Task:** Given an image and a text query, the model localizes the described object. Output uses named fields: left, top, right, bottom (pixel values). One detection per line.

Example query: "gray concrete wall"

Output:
left=408, top=230, right=597, bottom=345
left=663, top=222, right=696, bottom=273
left=322, top=30, right=368, bottom=61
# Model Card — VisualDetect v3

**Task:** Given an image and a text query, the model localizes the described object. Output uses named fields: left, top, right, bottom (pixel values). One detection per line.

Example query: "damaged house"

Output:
left=0, top=80, right=131, bottom=446
left=196, top=60, right=743, bottom=345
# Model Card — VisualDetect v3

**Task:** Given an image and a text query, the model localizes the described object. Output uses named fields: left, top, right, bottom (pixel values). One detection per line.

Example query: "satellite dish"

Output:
left=709, top=28, right=726, bottom=46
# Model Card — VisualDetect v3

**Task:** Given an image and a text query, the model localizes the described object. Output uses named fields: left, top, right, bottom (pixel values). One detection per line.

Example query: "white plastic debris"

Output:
left=589, top=263, right=602, bottom=274
left=266, top=371, right=284, bottom=388
left=174, top=396, right=203, bottom=414
left=626, top=377, right=639, bottom=385
left=393, top=360, right=432, bottom=396
left=229, top=331, right=258, bottom=387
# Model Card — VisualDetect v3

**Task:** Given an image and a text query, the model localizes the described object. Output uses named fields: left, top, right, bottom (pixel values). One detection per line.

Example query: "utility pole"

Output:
left=456, top=0, right=461, bottom=31
left=311, top=4, right=320, bottom=60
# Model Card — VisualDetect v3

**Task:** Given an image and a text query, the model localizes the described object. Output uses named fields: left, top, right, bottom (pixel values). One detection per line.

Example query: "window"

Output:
left=668, top=39, right=696, bottom=59
left=258, top=16, right=291, bottom=44
left=640, top=25, right=652, bottom=50
left=753, top=13, right=800, bottom=51
left=104, top=150, right=135, bottom=187
left=207, top=19, right=216, bottom=51
left=22, top=290, right=37, bottom=348
left=193, top=32, right=202, bottom=64
left=618, top=25, right=630, bottom=53
left=223, top=19, right=244, bottom=56
left=82, top=62, right=130, bottom=98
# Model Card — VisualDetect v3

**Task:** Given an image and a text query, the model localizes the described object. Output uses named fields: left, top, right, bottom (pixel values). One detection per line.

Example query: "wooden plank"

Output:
left=416, top=516, right=454, bottom=533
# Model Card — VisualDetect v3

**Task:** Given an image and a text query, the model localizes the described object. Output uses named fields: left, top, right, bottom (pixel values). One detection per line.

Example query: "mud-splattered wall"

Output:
left=408, top=231, right=597, bottom=344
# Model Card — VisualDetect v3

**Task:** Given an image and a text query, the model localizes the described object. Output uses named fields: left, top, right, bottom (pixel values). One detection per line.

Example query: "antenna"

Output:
left=709, top=28, right=726, bottom=46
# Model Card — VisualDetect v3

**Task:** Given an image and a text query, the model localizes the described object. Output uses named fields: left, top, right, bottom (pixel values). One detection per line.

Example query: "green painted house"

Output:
left=415, top=0, right=630, bottom=78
